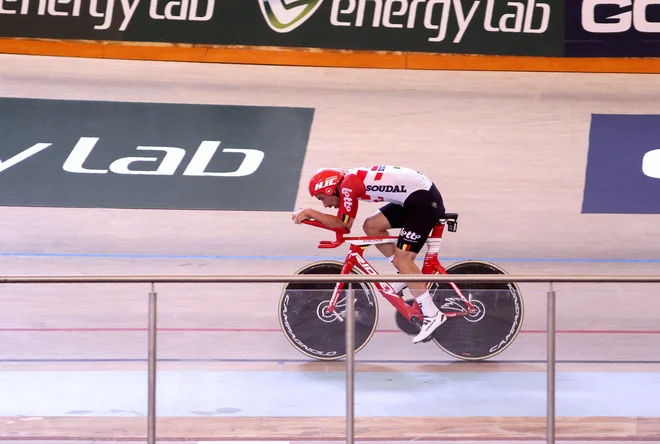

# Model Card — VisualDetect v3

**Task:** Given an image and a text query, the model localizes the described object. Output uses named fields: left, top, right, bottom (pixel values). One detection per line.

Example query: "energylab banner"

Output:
left=0, top=98, right=314, bottom=211
left=565, top=0, right=660, bottom=57
left=0, top=0, right=564, bottom=56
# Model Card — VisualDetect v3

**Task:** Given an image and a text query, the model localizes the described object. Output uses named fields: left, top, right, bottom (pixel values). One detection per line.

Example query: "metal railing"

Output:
left=3, top=273, right=660, bottom=444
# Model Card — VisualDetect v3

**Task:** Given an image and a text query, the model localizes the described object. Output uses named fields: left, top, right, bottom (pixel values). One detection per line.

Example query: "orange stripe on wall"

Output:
left=1, top=38, right=660, bottom=74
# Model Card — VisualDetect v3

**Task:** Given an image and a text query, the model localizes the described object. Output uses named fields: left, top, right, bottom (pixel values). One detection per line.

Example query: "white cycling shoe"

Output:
left=412, top=311, right=447, bottom=344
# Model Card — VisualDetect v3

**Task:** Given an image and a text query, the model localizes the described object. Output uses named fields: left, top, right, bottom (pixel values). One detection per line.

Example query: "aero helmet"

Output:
left=308, top=168, right=347, bottom=197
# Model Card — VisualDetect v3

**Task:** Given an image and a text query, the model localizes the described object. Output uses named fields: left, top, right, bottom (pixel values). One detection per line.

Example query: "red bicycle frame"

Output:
left=301, top=219, right=477, bottom=322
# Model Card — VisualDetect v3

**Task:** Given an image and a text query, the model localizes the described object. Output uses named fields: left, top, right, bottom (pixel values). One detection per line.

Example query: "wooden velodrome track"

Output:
left=1, top=53, right=660, bottom=443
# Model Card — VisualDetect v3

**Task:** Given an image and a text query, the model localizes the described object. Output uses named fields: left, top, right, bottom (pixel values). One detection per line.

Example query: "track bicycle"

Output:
left=278, top=213, right=524, bottom=361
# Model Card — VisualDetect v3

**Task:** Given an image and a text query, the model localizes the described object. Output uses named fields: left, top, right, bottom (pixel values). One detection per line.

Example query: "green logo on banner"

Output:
left=259, top=0, right=323, bottom=33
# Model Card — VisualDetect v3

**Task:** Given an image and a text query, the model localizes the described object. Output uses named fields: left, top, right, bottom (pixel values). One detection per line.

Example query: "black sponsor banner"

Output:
left=0, top=98, right=314, bottom=211
left=565, top=0, right=660, bottom=57
left=0, top=0, right=564, bottom=56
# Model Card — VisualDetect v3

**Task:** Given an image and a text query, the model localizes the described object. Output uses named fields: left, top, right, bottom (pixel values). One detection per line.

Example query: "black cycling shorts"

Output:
left=379, top=184, right=446, bottom=254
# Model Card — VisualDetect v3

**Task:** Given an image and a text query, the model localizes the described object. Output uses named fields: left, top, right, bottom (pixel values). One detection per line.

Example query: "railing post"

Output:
left=346, top=283, right=355, bottom=444
left=547, top=282, right=556, bottom=444
left=148, top=282, right=158, bottom=444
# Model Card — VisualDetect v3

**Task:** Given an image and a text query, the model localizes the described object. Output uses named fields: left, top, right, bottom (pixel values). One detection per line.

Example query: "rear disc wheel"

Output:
left=429, top=260, right=524, bottom=361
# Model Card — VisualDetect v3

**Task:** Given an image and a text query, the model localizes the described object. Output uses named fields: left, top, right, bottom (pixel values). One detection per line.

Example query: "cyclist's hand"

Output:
left=292, top=208, right=311, bottom=224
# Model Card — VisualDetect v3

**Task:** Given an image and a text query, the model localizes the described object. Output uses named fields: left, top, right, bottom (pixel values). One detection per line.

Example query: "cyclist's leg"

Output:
left=391, top=186, right=447, bottom=343
left=363, top=203, right=404, bottom=260
left=393, top=185, right=445, bottom=298
left=394, top=248, right=445, bottom=343
left=392, top=249, right=425, bottom=297
left=363, top=204, right=409, bottom=294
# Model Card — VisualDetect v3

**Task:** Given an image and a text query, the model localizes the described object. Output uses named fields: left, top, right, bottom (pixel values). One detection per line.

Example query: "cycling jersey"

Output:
left=336, top=165, right=445, bottom=254
left=337, top=165, right=433, bottom=222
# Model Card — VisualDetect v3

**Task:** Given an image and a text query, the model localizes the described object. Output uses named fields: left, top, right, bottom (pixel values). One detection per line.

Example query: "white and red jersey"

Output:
left=336, top=165, right=433, bottom=223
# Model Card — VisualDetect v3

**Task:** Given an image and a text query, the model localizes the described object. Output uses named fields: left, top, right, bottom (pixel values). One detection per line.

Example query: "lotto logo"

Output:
left=400, top=229, right=421, bottom=241
left=342, top=187, right=353, bottom=212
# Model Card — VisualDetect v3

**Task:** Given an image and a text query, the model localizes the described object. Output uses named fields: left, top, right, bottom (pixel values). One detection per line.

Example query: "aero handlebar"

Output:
left=301, top=218, right=349, bottom=249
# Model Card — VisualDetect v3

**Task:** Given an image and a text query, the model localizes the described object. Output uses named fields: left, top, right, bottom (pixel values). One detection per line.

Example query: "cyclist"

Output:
left=292, top=165, right=447, bottom=344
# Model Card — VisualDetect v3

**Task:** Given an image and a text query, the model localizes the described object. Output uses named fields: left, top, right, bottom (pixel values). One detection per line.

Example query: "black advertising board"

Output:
left=0, top=0, right=564, bottom=56
left=565, top=0, right=660, bottom=57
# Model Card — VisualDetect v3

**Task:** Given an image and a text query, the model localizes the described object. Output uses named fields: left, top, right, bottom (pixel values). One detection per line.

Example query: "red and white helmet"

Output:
left=308, top=167, right=347, bottom=197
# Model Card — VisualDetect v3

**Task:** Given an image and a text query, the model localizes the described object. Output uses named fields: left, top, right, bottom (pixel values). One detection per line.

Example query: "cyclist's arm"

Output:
left=303, top=209, right=353, bottom=231
left=333, top=174, right=363, bottom=231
